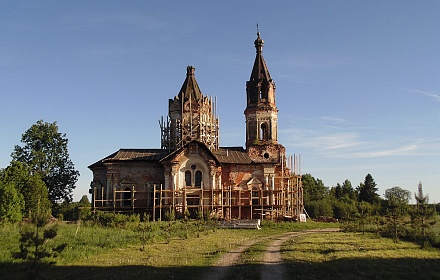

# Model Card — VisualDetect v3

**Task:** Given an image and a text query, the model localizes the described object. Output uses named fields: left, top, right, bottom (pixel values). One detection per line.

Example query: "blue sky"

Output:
left=1, top=1, right=439, bottom=202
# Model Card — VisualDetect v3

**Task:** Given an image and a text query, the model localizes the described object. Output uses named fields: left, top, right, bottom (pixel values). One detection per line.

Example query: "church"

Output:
left=89, top=32, right=303, bottom=220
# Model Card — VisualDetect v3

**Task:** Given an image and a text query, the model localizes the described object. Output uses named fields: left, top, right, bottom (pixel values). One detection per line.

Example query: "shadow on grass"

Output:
left=0, top=262, right=207, bottom=280
left=284, top=257, right=440, bottom=280
left=2, top=257, right=440, bottom=280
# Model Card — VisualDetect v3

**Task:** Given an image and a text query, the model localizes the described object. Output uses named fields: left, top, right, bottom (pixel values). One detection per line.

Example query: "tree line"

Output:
left=303, top=173, right=438, bottom=248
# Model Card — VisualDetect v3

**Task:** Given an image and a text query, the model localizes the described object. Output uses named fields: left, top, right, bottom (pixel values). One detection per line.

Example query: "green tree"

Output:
left=356, top=201, right=373, bottom=234
left=342, top=179, right=356, bottom=200
left=334, top=183, right=343, bottom=199
left=357, top=174, right=380, bottom=204
left=307, top=199, right=333, bottom=218
left=332, top=199, right=356, bottom=220
left=0, top=180, right=24, bottom=222
left=328, top=179, right=357, bottom=220
left=14, top=201, right=65, bottom=280
left=12, top=120, right=79, bottom=205
left=1, top=162, right=50, bottom=216
left=383, top=186, right=411, bottom=242
left=384, top=186, right=411, bottom=213
left=57, top=195, right=91, bottom=221
left=302, top=174, right=333, bottom=218
left=410, top=182, right=436, bottom=248
left=302, top=173, right=328, bottom=202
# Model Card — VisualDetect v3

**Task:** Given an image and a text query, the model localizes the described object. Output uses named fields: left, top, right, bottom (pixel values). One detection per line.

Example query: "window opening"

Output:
left=123, top=187, right=132, bottom=206
left=185, top=170, right=192, bottom=186
left=260, top=123, right=268, bottom=141
left=195, top=170, right=202, bottom=187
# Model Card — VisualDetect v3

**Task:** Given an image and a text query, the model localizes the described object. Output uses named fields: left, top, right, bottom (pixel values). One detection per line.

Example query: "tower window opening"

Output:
left=260, top=123, right=268, bottom=141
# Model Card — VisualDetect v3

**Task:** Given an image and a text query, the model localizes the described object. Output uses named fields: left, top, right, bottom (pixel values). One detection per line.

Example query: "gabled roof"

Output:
left=89, top=144, right=255, bottom=169
left=88, top=149, right=169, bottom=169
left=160, top=140, right=222, bottom=166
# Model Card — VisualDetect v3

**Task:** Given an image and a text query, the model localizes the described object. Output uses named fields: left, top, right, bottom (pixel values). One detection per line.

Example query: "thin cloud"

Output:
left=410, top=89, right=440, bottom=102
left=309, top=133, right=363, bottom=150
left=338, top=144, right=418, bottom=159
left=280, top=128, right=363, bottom=152
left=321, top=116, right=346, bottom=122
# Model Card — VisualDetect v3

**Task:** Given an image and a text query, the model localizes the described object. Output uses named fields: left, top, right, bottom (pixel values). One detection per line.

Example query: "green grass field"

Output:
left=282, top=232, right=440, bottom=279
left=1, top=220, right=439, bottom=280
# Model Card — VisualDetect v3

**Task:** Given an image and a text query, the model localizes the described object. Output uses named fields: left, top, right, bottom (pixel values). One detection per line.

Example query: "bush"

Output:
left=92, top=211, right=140, bottom=227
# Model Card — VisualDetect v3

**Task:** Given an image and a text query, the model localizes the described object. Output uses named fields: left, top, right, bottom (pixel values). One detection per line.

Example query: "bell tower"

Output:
left=245, top=30, right=282, bottom=163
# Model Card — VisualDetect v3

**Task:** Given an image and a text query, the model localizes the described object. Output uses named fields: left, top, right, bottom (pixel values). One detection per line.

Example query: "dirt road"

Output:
left=201, top=228, right=339, bottom=280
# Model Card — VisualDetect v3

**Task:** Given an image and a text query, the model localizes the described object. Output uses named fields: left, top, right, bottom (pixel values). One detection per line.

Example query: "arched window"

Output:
left=123, top=187, right=132, bottom=206
left=195, top=171, right=202, bottom=187
left=185, top=170, right=192, bottom=187
left=260, top=123, right=268, bottom=141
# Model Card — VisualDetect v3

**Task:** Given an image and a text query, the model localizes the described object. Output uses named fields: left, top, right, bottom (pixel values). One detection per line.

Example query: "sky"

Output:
left=1, top=1, right=439, bottom=203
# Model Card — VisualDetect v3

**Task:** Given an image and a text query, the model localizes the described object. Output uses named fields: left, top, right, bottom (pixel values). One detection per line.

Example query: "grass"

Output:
left=0, top=220, right=333, bottom=279
left=2, top=220, right=439, bottom=279
left=225, top=239, right=271, bottom=280
left=281, top=231, right=440, bottom=280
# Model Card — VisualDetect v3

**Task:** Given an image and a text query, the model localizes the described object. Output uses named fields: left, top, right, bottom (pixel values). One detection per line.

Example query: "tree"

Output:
left=302, top=174, right=333, bottom=218
left=384, top=186, right=411, bottom=212
left=58, top=195, right=92, bottom=221
left=342, top=179, right=356, bottom=200
left=357, top=174, right=380, bottom=204
left=0, top=180, right=24, bottom=222
left=334, top=183, right=343, bottom=199
left=1, top=161, right=50, bottom=216
left=12, top=120, right=79, bottom=204
left=410, top=182, right=436, bottom=248
left=13, top=201, right=66, bottom=280
left=356, top=201, right=373, bottom=234
left=383, top=186, right=411, bottom=242
left=330, top=180, right=357, bottom=220
left=302, top=173, right=328, bottom=202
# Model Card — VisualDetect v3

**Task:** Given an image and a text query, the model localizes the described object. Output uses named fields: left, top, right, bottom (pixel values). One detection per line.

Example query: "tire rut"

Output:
left=261, top=229, right=339, bottom=280
left=200, top=228, right=339, bottom=280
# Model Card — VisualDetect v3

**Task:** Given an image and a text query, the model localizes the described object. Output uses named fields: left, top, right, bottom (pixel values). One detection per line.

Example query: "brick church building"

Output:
left=89, top=32, right=303, bottom=220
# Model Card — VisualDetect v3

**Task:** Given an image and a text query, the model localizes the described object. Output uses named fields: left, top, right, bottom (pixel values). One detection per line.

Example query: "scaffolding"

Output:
left=91, top=174, right=303, bottom=221
left=160, top=95, right=219, bottom=151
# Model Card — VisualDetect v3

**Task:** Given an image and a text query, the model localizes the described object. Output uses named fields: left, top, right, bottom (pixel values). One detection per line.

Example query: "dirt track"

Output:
left=201, top=228, right=339, bottom=280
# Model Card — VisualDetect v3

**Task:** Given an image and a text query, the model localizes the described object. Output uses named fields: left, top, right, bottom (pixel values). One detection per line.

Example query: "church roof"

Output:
left=214, top=147, right=253, bottom=164
left=177, top=65, right=203, bottom=102
left=89, top=144, right=255, bottom=169
left=88, top=149, right=169, bottom=168
left=249, top=31, right=272, bottom=87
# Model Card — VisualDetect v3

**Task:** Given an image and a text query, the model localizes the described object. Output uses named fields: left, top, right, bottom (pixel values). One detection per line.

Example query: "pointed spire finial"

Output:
left=254, top=24, right=264, bottom=52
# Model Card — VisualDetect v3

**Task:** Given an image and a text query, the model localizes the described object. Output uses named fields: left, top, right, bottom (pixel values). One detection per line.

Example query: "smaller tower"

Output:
left=244, top=31, right=281, bottom=163
left=160, top=66, right=219, bottom=151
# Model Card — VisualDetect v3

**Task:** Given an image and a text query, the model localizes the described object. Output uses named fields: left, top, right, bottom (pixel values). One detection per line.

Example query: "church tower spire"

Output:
left=160, top=66, right=219, bottom=151
left=245, top=30, right=279, bottom=157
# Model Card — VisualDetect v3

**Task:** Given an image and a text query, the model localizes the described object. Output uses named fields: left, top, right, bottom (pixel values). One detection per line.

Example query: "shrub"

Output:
left=92, top=211, right=140, bottom=227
